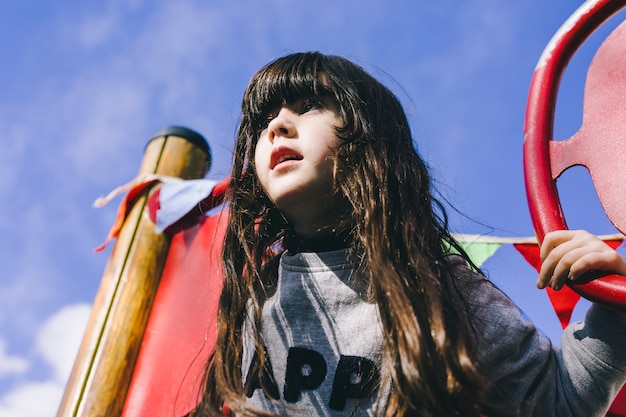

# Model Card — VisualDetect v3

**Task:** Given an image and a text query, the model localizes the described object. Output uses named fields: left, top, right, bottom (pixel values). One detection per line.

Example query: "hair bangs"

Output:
left=243, top=53, right=337, bottom=132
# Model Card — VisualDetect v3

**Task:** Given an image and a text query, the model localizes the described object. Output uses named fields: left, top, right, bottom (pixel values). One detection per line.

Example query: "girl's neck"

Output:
left=283, top=228, right=352, bottom=254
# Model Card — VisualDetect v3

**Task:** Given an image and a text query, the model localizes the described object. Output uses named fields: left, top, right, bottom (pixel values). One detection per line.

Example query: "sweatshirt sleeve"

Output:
left=455, top=262, right=626, bottom=416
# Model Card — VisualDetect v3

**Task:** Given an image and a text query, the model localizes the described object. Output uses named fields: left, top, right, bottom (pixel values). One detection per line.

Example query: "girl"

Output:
left=193, top=52, right=626, bottom=416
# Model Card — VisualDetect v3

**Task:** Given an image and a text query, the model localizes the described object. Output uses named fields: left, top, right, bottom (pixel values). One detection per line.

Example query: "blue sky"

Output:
left=1, top=1, right=625, bottom=415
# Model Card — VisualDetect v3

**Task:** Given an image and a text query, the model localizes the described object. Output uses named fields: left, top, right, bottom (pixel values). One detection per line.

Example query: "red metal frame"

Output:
left=523, top=0, right=626, bottom=309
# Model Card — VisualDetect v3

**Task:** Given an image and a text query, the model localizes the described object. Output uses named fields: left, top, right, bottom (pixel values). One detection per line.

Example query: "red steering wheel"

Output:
left=524, top=0, right=626, bottom=309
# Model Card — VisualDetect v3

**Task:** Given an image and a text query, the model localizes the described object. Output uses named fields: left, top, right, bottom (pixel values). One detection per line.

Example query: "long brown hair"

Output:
left=195, top=52, right=492, bottom=416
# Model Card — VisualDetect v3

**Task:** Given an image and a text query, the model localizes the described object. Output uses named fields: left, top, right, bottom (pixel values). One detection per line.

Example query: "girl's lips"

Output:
left=270, top=147, right=303, bottom=170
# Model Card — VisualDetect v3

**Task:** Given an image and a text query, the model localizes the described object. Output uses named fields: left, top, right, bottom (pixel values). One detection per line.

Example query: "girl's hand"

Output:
left=537, top=230, right=626, bottom=291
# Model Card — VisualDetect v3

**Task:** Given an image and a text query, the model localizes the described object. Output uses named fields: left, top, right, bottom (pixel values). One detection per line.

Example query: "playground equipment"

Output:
left=524, top=0, right=626, bottom=309
left=56, top=126, right=222, bottom=416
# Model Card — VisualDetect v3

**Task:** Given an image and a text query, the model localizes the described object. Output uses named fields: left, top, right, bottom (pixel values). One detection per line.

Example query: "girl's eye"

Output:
left=301, top=99, right=322, bottom=113
left=258, top=117, right=272, bottom=130
left=256, top=111, right=277, bottom=131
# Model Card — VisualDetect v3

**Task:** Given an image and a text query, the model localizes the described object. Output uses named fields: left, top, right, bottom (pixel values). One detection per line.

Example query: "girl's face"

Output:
left=254, top=96, right=343, bottom=238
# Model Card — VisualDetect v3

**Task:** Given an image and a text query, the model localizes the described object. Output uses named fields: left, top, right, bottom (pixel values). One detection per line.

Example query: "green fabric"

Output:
left=458, top=241, right=501, bottom=267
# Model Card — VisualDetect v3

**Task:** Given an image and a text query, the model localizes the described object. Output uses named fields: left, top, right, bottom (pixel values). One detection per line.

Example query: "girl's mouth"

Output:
left=270, top=147, right=303, bottom=170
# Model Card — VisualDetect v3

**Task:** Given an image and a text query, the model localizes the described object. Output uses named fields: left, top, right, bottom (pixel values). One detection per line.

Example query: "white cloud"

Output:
left=76, top=9, right=120, bottom=50
left=0, top=123, right=27, bottom=198
left=35, top=304, right=91, bottom=383
left=0, top=381, right=63, bottom=417
left=0, top=340, right=28, bottom=379
left=0, top=303, right=91, bottom=417
left=0, top=203, right=72, bottom=335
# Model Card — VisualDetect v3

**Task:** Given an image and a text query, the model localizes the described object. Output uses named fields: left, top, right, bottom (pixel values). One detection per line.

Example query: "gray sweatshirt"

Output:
left=243, top=249, right=626, bottom=416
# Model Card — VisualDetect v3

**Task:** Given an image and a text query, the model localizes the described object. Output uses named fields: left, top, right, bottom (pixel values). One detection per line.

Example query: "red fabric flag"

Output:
left=94, top=175, right=162, bottom=252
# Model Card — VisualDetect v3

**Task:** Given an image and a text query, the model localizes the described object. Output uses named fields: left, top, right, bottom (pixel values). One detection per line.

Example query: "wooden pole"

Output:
left=57, top=127, right=211, bottom=417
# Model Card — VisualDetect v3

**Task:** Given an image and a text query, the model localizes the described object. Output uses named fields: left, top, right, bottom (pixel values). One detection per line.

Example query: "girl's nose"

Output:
left=268, top=108, right=296, bottom=141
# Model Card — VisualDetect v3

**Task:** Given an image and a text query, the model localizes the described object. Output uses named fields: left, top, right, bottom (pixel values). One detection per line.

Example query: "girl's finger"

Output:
left=537, top=230, right=606, bottom=289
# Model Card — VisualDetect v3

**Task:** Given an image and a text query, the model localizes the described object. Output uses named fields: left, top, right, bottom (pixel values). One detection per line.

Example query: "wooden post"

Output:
left=57, top=127, right=211, bottom=417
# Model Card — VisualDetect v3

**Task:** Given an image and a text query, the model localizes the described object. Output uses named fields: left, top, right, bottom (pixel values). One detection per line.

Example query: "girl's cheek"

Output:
left=253, top=147, right=262, bottom=173
left=259, top=133, right=275, bottom=160
left=253, top=139, right=271, bottom=186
